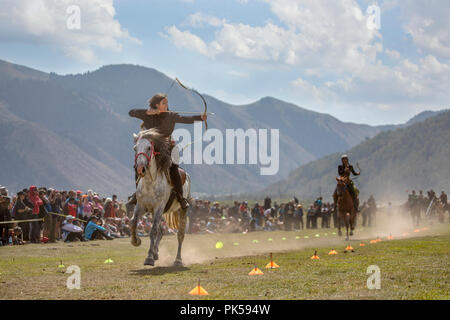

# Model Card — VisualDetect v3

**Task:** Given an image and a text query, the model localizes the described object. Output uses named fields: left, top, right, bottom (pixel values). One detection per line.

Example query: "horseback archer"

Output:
left=127, top=93, right=207, bottom=211
left=333, top=154, right=360, bottom=212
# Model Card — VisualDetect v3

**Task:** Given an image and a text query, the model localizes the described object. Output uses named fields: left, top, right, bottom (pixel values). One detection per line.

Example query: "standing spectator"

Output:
left=264, top=196, right=271, bottom=211
left=81, top=195, right=93, bottom=220
left=49, top=190, right=63, bottom=241
left=284, top=201, right=295, bottom=231
left=92, top=196, right=104, bottom=215
left=12, top=191, right=31, bottom=242
left=294, top=204, right=304, bottom=230
left=63, top=198, right=78, bottom=218
left=321, top=205, right=329, bottom=228
left=251, top=203, right=263, bottom=227
left=0, top=195, right=12, bottom=245
left=112, top=195, right=119, bottom=218
left=306, top=205, right=315, bottom=229
left=104, top=198, right=115, bottom=218
left=25, top=186, right=46, bottom=243
left=367, top=195, right=377, bottom=227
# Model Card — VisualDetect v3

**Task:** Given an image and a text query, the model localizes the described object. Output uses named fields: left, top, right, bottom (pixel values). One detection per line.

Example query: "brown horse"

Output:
left=334, top=177, right=357, bottom=240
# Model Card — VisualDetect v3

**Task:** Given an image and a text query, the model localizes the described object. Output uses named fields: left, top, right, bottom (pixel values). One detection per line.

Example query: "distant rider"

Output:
left=334, top=155, right=360, bottom=212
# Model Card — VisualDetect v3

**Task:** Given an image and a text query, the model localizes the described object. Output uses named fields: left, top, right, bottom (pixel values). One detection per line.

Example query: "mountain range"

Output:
left=0, top=58, right=444, bottom=198
left=261, top=111, right=450, bottom=203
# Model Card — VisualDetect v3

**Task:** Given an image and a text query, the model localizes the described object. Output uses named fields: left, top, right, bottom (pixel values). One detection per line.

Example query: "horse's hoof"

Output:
left=131, top=237, right=141, bottom=247
left=153, top=253, right=159, bottom=261
left=350, top=231, right=354, bottom=236
left=338, top=231, right=342, bottom=236
left=345, top=237, right=349, bottom=241
left=173, top=259, right=183, bottom=267
left=144, top=257, right=154, bottom=266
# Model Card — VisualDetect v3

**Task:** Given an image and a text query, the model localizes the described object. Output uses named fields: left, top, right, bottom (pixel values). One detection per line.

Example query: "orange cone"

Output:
left=189, top=279, right=209, bottom=296
left=370, top=239, right=377, bottom=244
left=310, top=251, right=320, bottom=260
left=387, top=234, right=393, bottom=240
left=376, top=237, right=382, bottom=243
left=345, top=245, right=354, bottom=251
left=249, top=265, right=264, bottom=275
left=360, top=242, right=366, bottom=247
left=328, top=249, right=338, bottom=255
left=265, top=253, right=280, bottom=269
left=414, top=229, right=420, bottom=233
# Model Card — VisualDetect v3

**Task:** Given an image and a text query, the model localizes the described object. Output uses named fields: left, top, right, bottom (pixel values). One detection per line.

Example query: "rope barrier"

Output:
left=0, top=212, right=87, bottom=225
left=0, top=218, right=44, bottom=224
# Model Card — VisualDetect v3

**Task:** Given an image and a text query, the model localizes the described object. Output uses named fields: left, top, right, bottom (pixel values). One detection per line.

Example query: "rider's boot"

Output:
left=170, top=164, right=189, bottom=210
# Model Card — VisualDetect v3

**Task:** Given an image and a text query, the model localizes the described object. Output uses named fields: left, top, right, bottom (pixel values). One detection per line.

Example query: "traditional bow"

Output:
left=174, top=77, right=208, bottom=131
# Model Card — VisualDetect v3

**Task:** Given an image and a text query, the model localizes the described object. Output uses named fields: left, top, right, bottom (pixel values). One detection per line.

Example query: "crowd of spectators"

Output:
left=0, top=183, right=341, bottom=246
left=5, top=183, right=442, bottom=246
left=0, top=185, right=133, bottom=246
left=187, top=196, right=337, bottom=234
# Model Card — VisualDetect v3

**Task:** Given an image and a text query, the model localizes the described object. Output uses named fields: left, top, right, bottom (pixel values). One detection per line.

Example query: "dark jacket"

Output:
left=129, top=110, right=202, bottom=138
left=338, top=165, right=359, bottom=177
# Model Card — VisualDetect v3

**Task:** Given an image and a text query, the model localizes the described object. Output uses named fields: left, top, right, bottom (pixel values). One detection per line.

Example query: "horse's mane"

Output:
left=135, top=129, right=171, bottom=173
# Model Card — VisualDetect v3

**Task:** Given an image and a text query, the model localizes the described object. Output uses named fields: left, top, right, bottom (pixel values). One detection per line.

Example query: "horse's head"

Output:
left=133, top=130, right=161, bottom=178
left=335, top=177, right=347, bottom=197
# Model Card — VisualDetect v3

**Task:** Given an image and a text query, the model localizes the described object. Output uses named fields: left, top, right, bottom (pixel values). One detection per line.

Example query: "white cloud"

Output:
left=385, top=48, right=401, bottom=60
left=163, top=26, right=222, bottom=58
left=401, top=0, right=450, bottom=60
left=186, top=12, right=226, bottom=28
left=0, top=0, right=141, bottom=63
left=163, top=0, right=381, bottom=75
left=162, top=0, right=450, bottom=122
left=228, top=70, right=249, bottom=78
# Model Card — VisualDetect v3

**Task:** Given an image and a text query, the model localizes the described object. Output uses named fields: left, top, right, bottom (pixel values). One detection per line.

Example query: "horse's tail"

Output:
left=164, top=209, right=180, bottom=230
left=163, top=173, right=191, bottom=230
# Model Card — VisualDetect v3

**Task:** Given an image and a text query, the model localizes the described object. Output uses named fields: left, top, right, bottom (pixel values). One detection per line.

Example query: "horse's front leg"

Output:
left=337, top=214, right=342, bottom=237
left=130, top=203, right=145, bottom=247
left=144, top=207, right=164, bottom=266
left=153, top=220, right=164, bottom=261
left=174, top=208, right=187, bottom=266
left=345, top=213, right=350, bottom=241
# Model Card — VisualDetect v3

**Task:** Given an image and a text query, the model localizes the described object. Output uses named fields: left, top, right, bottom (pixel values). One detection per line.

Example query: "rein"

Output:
left=134, top=140, right=160, bottom=168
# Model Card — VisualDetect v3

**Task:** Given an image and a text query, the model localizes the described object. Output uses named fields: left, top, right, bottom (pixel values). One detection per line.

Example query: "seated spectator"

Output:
left=104, top=218, right=122, bottom=238
left=264, top=217, right=276, bottom=231
left=84, top=216, right=113, bottom=240
left=206, top=217, right=217, bottom=233
left=12, top=226, right=24, bottom=245
left=61, top=216, right=85, bottom=242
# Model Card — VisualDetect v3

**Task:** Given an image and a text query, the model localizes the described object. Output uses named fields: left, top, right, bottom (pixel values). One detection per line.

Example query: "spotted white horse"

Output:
left=130, top=129, right=190, bottom=266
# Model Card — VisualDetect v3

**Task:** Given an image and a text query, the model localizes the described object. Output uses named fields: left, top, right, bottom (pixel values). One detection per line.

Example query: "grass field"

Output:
left=1, top=220, right=449, bottom=300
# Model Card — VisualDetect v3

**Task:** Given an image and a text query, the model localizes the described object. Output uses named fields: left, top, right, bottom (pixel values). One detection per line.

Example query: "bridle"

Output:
left=134, top=138, right=160, bottom=169
left=336, top=178, right=347, bottom=197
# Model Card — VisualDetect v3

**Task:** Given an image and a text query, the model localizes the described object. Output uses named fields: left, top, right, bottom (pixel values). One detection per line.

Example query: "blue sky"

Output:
left=1, top=0, right=449, bottom=125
